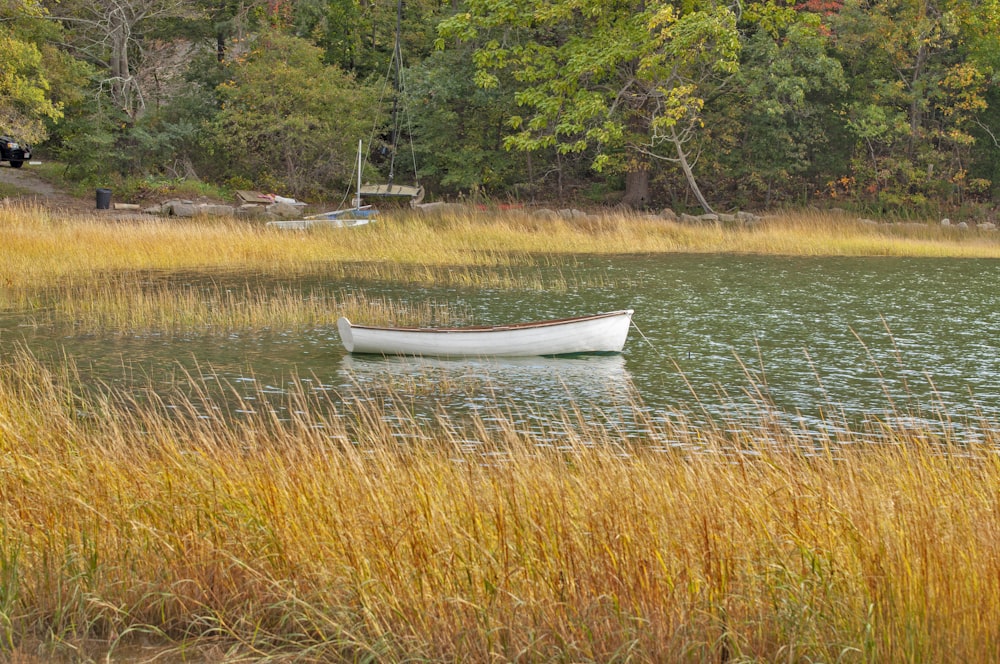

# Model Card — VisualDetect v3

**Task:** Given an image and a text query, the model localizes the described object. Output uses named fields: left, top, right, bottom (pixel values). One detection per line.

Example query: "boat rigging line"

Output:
left=629, top=318, right=668, bottom=358
left=363, top=0, right=419, bottom=189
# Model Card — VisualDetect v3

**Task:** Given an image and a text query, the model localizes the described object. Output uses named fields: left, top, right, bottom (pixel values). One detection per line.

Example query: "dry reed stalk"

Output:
left=3, top=205, right=1000, bottom=293
left=0, top=350, right=999, bottom=661
left=47, top=282, right=470, bottom=335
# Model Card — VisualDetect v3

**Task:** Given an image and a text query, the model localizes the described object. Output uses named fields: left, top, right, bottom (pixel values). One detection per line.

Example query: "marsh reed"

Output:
left=3, top=202, right=1000, bottom=660
left=46, top=280, right=474, bottom=335
left=2, top=349, right=1000, bottom=662
left=3, top=203, right=996, bottom=334
left=3, top=203, right=1000, bottom=293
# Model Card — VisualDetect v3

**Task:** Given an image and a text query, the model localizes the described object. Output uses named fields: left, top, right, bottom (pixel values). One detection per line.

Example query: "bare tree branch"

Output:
left=45, top=0, right=196, bottom=119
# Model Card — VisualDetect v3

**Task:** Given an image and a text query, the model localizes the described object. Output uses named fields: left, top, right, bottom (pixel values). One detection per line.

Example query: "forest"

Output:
left=3, top=0, right=1000, bottom=215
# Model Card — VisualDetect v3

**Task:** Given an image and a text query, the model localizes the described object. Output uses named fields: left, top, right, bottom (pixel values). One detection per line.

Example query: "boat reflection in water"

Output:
left=335, top=353, right=642, bottom=441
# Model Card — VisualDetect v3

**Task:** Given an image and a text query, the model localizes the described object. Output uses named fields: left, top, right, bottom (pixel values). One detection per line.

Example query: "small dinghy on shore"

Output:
left=337, top=310, right=634, bottom=357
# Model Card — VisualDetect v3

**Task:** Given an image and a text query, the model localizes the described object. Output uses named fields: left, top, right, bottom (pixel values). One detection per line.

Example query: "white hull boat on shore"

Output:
left=266, top=140, right=379, bottom=230
left=337, top=309, right=634, bottom=357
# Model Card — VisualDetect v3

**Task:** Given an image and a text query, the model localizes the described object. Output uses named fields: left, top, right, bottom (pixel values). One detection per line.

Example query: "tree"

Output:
left=406, top=46, right=528, bottom=195
left=291, top=0, right=361, bottom=69
left=829, top=0, right=1000, bottom=208
left=290, top=0, right=449, bottom=79
left=188, top=0, right=268, bottom=63
left=208, top=29, right=375, bottom=197
left=437, top=0, right=740, bottom=211
left=713, top=3, right=846, bottom=207
left=951, top=0, right=1000, bottom=201
left=0, top=1, right=64, bottom=141
left=44, top=0, right=197, bottom=121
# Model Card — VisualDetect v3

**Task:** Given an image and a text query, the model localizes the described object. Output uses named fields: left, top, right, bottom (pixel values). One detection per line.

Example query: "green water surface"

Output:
left=2, top=254, right=997, bottom=440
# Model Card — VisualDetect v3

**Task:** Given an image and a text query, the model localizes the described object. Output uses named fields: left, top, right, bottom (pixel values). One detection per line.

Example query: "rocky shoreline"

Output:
left=2, top=165, right=997, bottom=230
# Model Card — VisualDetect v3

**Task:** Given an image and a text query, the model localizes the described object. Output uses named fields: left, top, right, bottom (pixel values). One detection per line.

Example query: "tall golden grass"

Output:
left=3, top=203, right=996, bottom=334
left=1, top=349, right=999, bottom=662
left=3, top=204, right=1000, bottom=292
left=3, top=202, right=1000, bottom=660
left=45, top=281, right=472, bottom=335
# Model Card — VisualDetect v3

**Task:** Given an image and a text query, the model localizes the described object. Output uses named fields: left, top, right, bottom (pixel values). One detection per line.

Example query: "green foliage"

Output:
left=128, top=117, right=202, bottom=174
left=961, top=0, right=1000, bottom=72
left=292, top=0, right=360, bottom=69
left=112, top=173, right=232, bottom=203
left=291, top=0, right=448, bottom=79
left=437, top=0, right=741, bottom=210
left=10, top=0, right=1000, bottom=211
left=711, top=8, right=846, bottom=206
left=48, top=56, right=213, bottom=185
left=208, top=30, right=375, bottom=198
left=968, top=86, right=1000, bottom=200
left=406, top=47, right=528, bottom=194
left=828, top=0, right=997, bottom=205
left=0, top=3, right=64, bottom=142
left=438, top=0, right=740, bottom=173
left=48, top=109, right=119, bottom=183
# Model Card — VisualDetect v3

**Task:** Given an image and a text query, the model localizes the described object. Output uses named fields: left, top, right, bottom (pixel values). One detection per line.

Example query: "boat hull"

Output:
left=338, top=310, right=633, bottom=357
left=359, top=184, right=425, bottom=206
left=266, top=217, right=373, bottom=230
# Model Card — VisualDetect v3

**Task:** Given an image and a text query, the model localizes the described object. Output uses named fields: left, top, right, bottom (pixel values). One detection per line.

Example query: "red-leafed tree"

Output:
left=796, top=0, right=844, bottom=15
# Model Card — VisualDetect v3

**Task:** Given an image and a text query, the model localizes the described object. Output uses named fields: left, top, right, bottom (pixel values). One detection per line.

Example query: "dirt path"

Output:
left=0, top=163, right=95, bottom=213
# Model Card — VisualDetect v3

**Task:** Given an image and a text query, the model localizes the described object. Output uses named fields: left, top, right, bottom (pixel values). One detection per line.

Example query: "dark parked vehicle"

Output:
left=0, top=136, right=30, bottom=168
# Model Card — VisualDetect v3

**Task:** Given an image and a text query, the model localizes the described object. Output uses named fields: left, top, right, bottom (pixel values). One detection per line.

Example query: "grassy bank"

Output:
left=2, top=204, right=1000, bottom=291
left=0, top=351, right=999, bottom=661
left=3, top=204, right=998, bottom=334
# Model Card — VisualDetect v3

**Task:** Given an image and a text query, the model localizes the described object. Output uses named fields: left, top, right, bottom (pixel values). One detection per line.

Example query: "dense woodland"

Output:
left=3, top=0, right=1000, bottom=214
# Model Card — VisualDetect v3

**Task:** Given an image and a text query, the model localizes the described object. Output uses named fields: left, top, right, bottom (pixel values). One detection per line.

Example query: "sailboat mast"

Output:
left=387, top=0, right=403, bottom=185
left=356, top=138, right=362, bottom=211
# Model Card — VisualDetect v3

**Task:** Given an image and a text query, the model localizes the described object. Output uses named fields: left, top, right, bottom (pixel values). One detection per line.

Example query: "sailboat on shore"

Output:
left=267, top=0, right=421, bottom=230
left=266, top=140, right=376, bottom=229
left=359, top=0, right=423, bottom=209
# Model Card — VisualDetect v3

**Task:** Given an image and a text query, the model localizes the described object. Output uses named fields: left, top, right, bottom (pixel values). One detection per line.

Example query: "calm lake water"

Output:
left=2, top=254, right=999, bottom=439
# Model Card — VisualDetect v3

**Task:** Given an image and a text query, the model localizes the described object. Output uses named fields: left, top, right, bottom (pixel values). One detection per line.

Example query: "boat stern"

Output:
left=337, top=317, right=355, bottom=352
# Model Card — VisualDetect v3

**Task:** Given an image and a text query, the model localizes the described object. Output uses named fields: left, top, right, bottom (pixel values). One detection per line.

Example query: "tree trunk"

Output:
left=620, top=108, right=652, bottom=208
left=670, top=127, right=714, bottom=214
left=621, top=167, right=650, bottom=208
left=110, top=12, right=129, bottom=113
left=908, top=42, right=929, bottom=158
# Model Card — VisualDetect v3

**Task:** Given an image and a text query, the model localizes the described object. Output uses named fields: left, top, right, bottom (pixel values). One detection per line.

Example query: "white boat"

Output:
left=267, top=140, right=377, bottom=230
left=266, top=218, right=372, bottom=229
left=359, top=183, right=424, bottom=207
left=337, top=310, right=634, bottom=357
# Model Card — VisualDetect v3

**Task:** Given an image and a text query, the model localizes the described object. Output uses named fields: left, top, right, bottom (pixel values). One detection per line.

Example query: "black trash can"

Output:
left=96, top=188, right=112, bottom=210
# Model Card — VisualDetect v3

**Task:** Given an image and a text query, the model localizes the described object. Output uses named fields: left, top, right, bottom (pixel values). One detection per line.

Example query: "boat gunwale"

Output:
left=344, top=309, right=633, bottom=334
